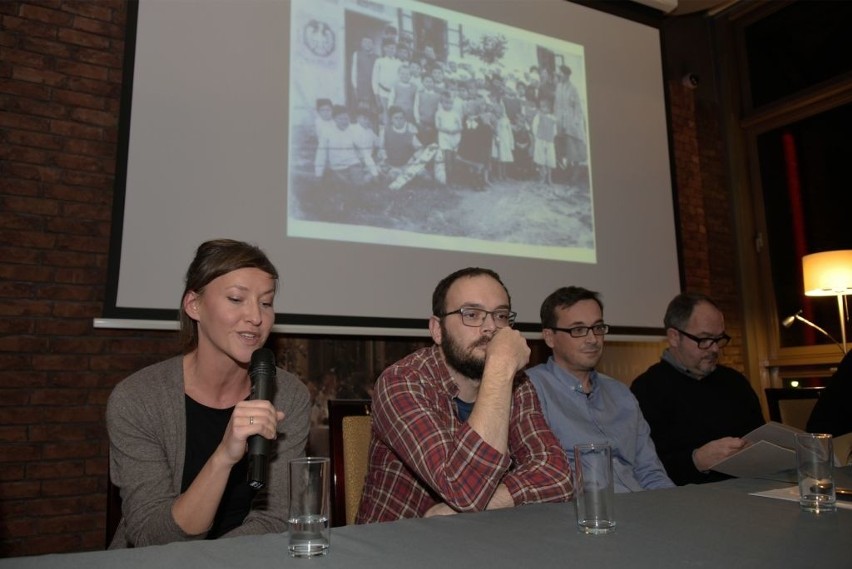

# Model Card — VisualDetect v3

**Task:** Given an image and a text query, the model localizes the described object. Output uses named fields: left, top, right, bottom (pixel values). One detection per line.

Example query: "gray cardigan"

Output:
left=106, top=356, right=311, bottom=548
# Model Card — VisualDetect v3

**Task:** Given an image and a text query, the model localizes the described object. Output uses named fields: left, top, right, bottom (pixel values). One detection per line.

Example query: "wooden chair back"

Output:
left=328, top=399, right=372, bottom=526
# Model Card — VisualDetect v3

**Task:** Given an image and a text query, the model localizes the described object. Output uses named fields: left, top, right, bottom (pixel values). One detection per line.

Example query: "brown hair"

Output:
left=539, top=286, right=602, bottom=329
left=432, top=267, right=510, bottom=317
left=179, top=239, right=278, bottom=352
left=663, top=292, right=719, bottom=330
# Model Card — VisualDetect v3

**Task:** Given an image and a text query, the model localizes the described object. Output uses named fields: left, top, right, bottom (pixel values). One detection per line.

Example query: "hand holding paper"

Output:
left=709, top=422, right=804, bottom=479
left=693, top=437, right=748, bottom=472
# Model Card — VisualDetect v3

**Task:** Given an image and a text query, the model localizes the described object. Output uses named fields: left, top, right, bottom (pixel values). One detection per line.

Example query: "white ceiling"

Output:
left=670, top=0, right=739, bottom=15
left=630, top=0, right=740, bottom=16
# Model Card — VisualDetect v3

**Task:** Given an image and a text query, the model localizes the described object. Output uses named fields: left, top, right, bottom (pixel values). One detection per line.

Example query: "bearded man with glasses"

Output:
left=356, top=267, right=572, bottom=523
left=631, top=293, right=764, bottom=486
left=526, top=286, right=674, bottom=493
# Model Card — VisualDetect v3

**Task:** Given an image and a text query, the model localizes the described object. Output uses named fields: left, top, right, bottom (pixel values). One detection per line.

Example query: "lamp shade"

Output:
left=802, top=250, right=852, bottom=296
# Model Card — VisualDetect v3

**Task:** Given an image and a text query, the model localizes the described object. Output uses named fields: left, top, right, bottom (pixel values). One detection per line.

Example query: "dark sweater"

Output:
left=631, top=360, right=764, bottom=485
left=807, top=350, right=852, bottom=437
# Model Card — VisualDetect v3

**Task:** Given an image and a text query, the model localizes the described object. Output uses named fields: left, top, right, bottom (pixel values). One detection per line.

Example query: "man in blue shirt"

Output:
left=526, top=286, right=674, bottom=493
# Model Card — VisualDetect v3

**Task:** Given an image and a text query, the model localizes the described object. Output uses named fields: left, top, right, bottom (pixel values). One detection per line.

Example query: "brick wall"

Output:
left=0, top=1, right=741, bottom=557
left=666, top=79, right=744, bottom=369
left=0, top=0, right=178, bottom=556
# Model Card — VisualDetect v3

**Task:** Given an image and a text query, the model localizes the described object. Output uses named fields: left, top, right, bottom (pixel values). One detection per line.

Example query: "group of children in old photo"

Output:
left=312, top=29, right=588, bottom=195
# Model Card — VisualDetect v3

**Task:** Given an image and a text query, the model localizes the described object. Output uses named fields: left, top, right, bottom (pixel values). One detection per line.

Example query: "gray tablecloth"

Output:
left=4, top=474, right=851, bottom=569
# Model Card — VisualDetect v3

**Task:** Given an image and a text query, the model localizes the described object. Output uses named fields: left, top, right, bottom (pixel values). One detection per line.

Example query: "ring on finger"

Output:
left=250, top=416, right=255, bottom=425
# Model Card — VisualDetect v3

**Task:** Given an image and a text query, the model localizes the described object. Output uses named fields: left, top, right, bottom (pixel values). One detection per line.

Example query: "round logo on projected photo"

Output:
left=304, top=20, right=335, bottom=57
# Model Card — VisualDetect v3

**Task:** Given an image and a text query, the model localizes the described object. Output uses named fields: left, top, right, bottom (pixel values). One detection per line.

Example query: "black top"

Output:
left=807, top=351, right=852, bottom=437
left=631, top=360, right=765, bottom=485
left=182, top=396, right=257, bottom=538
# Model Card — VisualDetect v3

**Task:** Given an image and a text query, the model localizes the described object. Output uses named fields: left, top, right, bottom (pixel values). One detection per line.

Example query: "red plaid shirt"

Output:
left=356, top=345, right=573, bottom=523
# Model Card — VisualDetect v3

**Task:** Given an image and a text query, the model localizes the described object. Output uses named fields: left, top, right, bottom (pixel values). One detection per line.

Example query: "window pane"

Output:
left=758, top=104, right=852, bottom=348
left=745, top=3, right=852, bottom=109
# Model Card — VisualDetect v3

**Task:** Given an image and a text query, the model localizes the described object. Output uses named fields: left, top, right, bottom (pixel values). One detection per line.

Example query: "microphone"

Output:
left=248, top=347, right=276, bottom=490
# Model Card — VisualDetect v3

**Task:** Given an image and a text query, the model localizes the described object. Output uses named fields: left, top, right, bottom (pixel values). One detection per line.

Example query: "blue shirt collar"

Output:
left=661, top=348, right=704, bottom=380
left=545, top=356, right=598, bottom=395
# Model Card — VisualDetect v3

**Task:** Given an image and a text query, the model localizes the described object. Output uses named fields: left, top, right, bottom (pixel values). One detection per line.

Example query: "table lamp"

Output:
left=781, top=310, right=844, bottom=354
left=802, top=250, right=852, bottom=354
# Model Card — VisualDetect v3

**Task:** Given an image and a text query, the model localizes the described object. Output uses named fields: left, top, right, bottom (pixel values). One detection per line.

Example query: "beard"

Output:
left=696, top=353, right=718, bottom=377
left=440, top=321, right=489, bottom=380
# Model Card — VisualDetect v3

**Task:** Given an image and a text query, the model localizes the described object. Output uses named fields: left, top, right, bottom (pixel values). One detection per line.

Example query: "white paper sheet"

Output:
left=709, top=422, right=801, bottom=478
left=750, top=485, right=852, bottom=511
left=710, top=422, right=850, bottom=478
left=710, top=440, right=796, bottom=478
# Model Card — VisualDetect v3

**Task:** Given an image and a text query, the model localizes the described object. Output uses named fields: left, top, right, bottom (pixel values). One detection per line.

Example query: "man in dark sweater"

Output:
left=631, top=293, right=764, bottom=485
left=807, top=349, right=852, bottom=438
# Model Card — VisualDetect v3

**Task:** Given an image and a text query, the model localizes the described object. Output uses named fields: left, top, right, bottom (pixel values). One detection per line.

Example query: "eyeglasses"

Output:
left=442, top=307, right=517, bottom=328
left=674, top=328, right=731, bottom=349
left=550, top=324, right=610, bottom=338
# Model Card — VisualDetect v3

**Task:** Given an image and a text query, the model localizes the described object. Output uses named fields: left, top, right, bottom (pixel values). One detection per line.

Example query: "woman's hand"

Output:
left=219, top=400, right=284, bottom=464
left=171, top=401, right=284, bottom=536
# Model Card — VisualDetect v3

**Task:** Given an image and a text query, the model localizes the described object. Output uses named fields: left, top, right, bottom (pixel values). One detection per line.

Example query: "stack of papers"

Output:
left=709, top=422, right=801, bottom=478
left=710, top=422, right=852, bottom=478
left=750, top=485, right=852, bottom=510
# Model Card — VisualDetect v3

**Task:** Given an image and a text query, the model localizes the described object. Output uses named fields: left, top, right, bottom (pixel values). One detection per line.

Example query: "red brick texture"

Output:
left=0, top=0, right=176, bottom=557
left=667, top=80, right=744, bottom=368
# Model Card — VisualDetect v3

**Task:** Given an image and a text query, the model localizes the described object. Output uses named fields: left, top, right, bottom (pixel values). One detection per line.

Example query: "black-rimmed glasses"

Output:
left=550, top=324, right=610, bottom=338
left=442, top=307, right=517, bottom=328
left=674, top=328, right=731, bottom=349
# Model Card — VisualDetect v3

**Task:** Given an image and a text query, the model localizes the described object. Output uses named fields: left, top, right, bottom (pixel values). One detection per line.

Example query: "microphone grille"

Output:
left=250, top=348, right=276, bottom=378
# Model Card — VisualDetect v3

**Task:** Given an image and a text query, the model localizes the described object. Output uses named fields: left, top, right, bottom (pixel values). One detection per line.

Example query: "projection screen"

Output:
left=101, top=0, right=680, bottom=337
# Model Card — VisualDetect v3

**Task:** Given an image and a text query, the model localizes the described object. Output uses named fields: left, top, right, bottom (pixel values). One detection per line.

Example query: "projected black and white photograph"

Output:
left=288, top=0, right=594, bottom=262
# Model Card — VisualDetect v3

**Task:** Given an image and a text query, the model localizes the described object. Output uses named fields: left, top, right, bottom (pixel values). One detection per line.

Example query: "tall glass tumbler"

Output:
left=288, top=457, right=331, bottom=557
left=795, top=433, right=836, bottom=513
left=573, top=443, right=616, bottom=534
